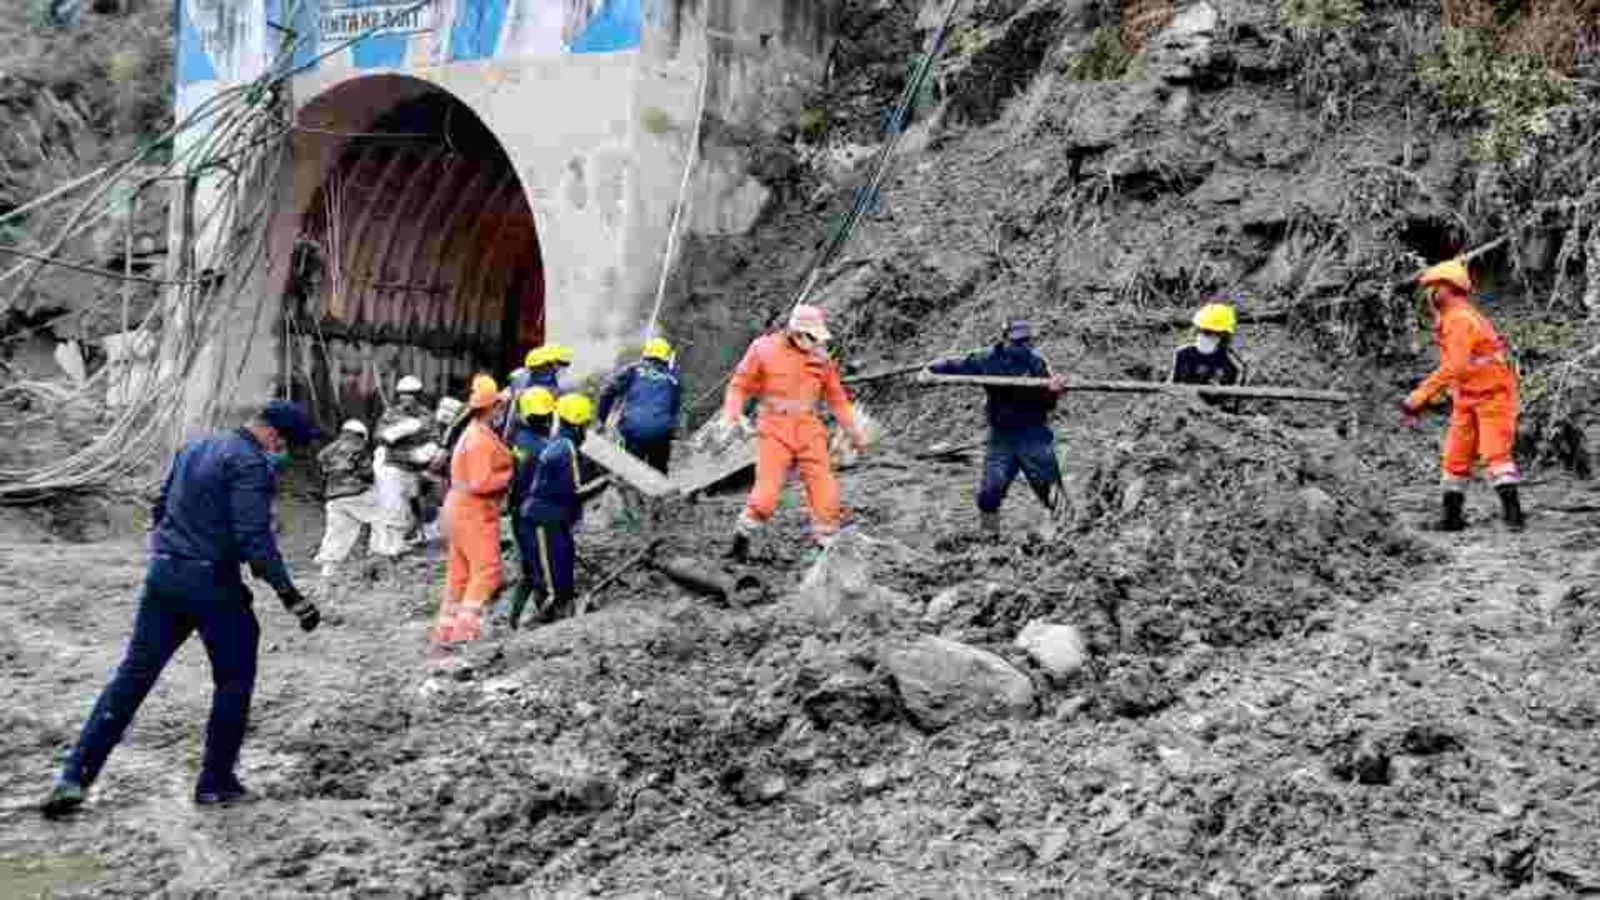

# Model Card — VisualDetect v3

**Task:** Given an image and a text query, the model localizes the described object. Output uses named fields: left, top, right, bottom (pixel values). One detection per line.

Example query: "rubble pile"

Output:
left=1052, top=401, right=1430, bottom=655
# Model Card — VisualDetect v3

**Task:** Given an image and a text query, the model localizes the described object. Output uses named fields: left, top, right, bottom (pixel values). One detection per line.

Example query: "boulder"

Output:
left=1146, top=1, right=1223, bottom=84
left=792, top=529, right=913, bottom=628
left=1014, top=620, right=1088, bottom=682
left=883, top=636, right=1035, bottom=730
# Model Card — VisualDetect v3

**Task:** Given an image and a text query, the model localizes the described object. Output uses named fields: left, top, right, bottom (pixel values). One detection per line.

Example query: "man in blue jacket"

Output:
left=518, top=394, right=609, bottom=625
left=41, top=401, right=324, bottom=816
left=926, top=320, right=1067, bottom=538
left=506, top=387, right=556, bottom=629
left=596, top=337, right=682, bottom=474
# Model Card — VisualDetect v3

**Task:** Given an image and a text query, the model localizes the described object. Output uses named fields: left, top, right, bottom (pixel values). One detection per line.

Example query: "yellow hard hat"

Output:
left=1193, top=303, right=1237, bottom=335
left=555, top=393, right=594, bottom=427
left=1418, top=259, right=1471, bottom=293
left=518, top=387, right=557, bottom=420
left=524, top=346, right=550, bottom=368
left=468, top=374, right=501, bottom=410
left=548, top=344, right=575, bottom=366
left=642, top=337, right=672, bottom=361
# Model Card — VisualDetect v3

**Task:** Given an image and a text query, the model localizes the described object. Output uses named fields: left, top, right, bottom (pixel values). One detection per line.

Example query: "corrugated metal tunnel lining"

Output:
left=283, top=79, right=542, bottom=424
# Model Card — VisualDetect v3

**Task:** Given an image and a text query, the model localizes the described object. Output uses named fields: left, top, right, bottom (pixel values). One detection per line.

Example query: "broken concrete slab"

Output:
left=580, top=433, right=677, bottom=498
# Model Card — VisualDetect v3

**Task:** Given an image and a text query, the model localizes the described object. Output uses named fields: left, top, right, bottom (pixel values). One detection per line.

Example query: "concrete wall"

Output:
left=171, top=0, right=839, bottom=424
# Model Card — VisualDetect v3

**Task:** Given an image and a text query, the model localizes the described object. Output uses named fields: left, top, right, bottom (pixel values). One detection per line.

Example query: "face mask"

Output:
left=264, top=450, right=291, bottom=471
left=1195, top=333, right=1222, bottom=355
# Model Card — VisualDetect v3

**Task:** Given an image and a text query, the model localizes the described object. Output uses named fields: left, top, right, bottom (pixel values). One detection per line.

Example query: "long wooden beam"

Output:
left=917, top=373, right=1352, bottom=403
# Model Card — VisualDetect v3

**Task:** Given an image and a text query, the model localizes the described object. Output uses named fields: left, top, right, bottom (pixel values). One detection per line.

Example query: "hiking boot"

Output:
left=195, top=777, right=257, bottom=807
left=1435, top=490, right=1466, bottom=532
left=1496, top=484, right=1526, bottom=532
left=727, top=533, right=751, bottom=563
left=979, top=511, right=1000, bottom=540
left=40, top=780, right=85, bottom=818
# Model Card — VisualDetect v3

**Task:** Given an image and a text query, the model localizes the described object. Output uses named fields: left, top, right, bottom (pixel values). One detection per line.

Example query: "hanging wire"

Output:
left=644, top=37, right=713, bottom=343
left=0, top=0, right=434, bottom=502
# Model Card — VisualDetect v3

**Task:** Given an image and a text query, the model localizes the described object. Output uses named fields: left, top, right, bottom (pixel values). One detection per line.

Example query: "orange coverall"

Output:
left=434, top=418, right=513, bottom=644
left=1407, top=296, right=1519, bottom=488
left=724, top=334, right=859, bottom=537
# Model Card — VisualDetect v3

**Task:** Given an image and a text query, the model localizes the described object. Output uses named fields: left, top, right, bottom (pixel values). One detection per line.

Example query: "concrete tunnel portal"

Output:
left=281, top=75, right=543, bottom=425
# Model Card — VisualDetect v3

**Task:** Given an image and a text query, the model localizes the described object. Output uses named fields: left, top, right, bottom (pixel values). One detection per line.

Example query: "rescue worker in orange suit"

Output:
left=719, top=304, right=870, bottom=561
left=1400, top=259, right=1524, bottom=532
left=429, top=375, right=515, bottom=655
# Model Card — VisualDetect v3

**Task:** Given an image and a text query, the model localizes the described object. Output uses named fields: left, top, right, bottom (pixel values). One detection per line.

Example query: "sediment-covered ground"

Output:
left=3, top=401, right=1599, bottom=896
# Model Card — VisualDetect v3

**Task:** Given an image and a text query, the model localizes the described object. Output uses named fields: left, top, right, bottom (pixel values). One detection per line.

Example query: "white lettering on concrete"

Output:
left=320, top=2, right=433, bottom=42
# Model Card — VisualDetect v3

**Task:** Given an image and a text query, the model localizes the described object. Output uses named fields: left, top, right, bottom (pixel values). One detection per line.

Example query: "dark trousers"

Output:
left=978, top=427, right=1061, bottom=513
left=516, top=518, right=576, bottom=609
left=61, top=556, right=260, bottom=792
left=623, top=434, right=672, bottom=474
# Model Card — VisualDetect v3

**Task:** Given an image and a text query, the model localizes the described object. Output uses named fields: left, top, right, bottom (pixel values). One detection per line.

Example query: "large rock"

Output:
left=792, top=529, right=913, bottom=628
left=1146, top=1, right=1223, bottom=85
left=883, top=636, right=1035, bottom=730
left=1014, top=620, right=1088, bottom=682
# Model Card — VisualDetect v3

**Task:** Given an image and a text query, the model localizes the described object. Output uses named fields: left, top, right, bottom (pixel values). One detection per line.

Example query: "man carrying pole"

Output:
left=924, top=320, right=1067, bottom=539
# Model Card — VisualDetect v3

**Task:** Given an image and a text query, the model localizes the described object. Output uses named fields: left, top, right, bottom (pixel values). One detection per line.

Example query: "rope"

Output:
left=645, top=43, right=712, bottom=342
left=790, top=0, right=963, bottom=309
left=683, top=0, right=966, bottom=416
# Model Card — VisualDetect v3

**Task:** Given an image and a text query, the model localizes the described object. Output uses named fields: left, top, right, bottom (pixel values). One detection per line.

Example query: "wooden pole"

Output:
left=575, top=538, right=661, bottom=616
left=917, top=373, right=1353, bottom=404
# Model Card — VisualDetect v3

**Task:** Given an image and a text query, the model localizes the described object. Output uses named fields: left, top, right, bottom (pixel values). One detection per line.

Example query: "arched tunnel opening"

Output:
left=281, top=77, right=543, bottom=426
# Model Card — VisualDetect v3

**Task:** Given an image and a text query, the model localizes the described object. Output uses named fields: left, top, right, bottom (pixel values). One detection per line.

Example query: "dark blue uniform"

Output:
left=1170, top=345, right=1248, bottom=412
left=517, top=427, right=605, bottom=618
left=597, top=359, right=682, bottom=473
left=61, top=429, right=292, bottom=797
left=508, top=421, right=552, bottom=594
left=929, top=342, right=1063, bottom=513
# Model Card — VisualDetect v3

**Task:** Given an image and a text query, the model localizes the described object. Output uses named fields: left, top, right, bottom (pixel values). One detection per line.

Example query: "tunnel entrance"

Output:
left=281, top=77, right=542, bottom=425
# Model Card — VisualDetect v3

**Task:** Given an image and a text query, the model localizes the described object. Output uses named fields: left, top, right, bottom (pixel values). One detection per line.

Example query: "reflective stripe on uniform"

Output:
left=536, top=527, right=557, bottom=606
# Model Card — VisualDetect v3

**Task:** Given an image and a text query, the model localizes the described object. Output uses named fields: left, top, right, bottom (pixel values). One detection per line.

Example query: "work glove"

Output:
left=1398, top=398, right=1420, bottom=429
left=849, top=423, right=871, bottom=452
left=279, top=587, right=322, bottom=633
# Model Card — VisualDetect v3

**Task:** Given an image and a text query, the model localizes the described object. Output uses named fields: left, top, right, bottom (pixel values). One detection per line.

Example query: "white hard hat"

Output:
left=788, top=304, right=831, bottom=342
left=396, top=375, right=424, bottom=394
left=340, top=419, right=369, bottom=438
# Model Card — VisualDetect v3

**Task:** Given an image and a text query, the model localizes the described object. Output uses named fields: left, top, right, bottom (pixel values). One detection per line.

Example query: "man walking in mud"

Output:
left=41, top=401, right=324, bottom=816
left=1400, top=258, right=1524, bottom=531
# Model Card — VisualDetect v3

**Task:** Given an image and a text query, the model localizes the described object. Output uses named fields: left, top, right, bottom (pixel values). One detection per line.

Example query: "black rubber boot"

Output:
left=506, top=582, right=534, bottom=630
left=40, top=780, right=85, bottom=818
left=195, top=776, right=256, bottom=807
left=552, top=588, right=577, bottom=621
left=1496, top=484, right=1526, bottom=532
left=727, top=533, right=750, bottom=563
left=1439, top=490, right=1466, bottom=532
